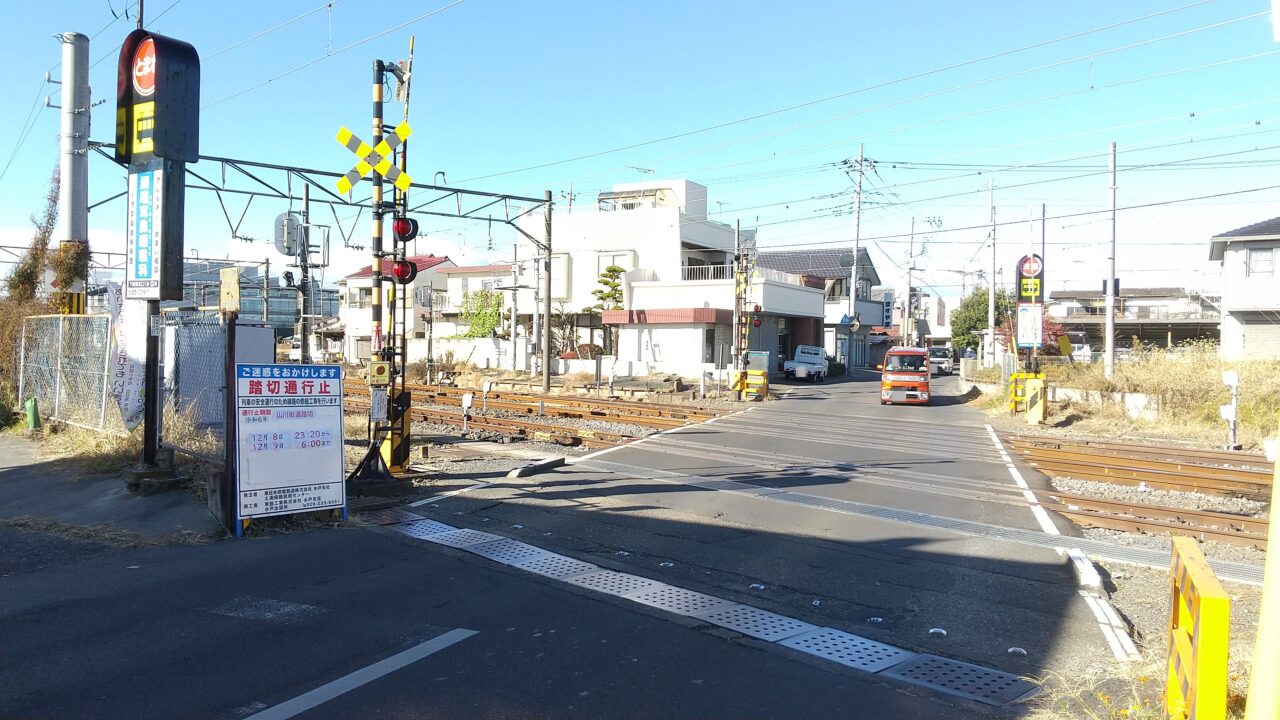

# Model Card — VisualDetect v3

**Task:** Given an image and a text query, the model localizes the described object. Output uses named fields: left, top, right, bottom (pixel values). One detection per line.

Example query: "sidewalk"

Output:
left=0, top=434, right=223, bottom=538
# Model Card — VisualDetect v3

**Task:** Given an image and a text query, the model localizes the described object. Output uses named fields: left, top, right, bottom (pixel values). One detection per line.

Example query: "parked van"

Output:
left=880, top=347, right=931, bottom=405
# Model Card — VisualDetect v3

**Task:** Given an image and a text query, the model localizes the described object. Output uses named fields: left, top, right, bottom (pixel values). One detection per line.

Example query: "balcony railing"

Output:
left=1059, top=307, right=1219, bottom=321
left=678, top=264, right=809, bottom=287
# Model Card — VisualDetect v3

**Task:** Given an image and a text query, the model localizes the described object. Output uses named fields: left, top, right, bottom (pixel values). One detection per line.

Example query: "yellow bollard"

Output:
left=1166, top=536, right=1230, bottom=720
left=1243, top=451, right=1280, bottom=720
left=1025, top=378, right=1046, bottom=425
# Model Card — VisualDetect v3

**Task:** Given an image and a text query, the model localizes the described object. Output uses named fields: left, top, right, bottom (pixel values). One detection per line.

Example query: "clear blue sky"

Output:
left=4, top=0, right=1280, bottom=301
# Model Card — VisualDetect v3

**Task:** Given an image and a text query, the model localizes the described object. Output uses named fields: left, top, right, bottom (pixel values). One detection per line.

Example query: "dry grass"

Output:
left=0, top=515, right=211, bottom=547
left=37, top=423, right=143, bottom=473
left=1027, top=650, right=1250, bottom=719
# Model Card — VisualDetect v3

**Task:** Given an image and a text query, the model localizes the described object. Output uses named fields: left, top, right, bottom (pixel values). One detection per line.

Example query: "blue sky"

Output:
left=4, top=0, right=1280, bottom=302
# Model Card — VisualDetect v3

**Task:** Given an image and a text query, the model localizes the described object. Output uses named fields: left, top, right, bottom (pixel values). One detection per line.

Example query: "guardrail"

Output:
left=1166, top=536, right=1230, bottom=720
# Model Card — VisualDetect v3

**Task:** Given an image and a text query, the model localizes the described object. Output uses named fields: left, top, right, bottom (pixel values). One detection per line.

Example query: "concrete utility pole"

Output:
left=58, top=32, right=90, bottom=314
left=987, top=179, right=996, bottom=368
left=1104, top=141, right=1117, bottom=381
left=511, top=244, right=519, bottom=372
left=849, top=144, right=864, bottom=316
left=542, top=190, right=552, bottom=393
left=732, top=219, right=743, bottom=368
left=299, top=184, right=312, bottom=364
left=905, top=217, right=915, bottom=346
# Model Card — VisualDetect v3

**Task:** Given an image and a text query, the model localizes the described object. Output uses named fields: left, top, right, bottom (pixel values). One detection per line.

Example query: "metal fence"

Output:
left=159, top=309, right=229, bottom=464
left=18, top=315, right=122, bottom=433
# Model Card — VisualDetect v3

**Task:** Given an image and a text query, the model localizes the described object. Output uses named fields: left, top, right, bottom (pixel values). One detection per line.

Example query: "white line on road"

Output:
left=243, top=628, right=478, bottom=720
left=983, top=425, right=1140, bottom=662
left=409, top=483, right=489, bottom=507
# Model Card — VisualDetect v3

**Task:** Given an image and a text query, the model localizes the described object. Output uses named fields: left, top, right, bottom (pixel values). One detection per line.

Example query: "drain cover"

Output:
left=419, top=528, right=504, bottom=549
left=467, top=538, right=552, bottom=565
left=778, top=628, right=914, bottom=672
left=693, top=604, right=816, bottom=641
left=880, top=654, right=1040, bottom=705
left=627, top=585, right=734, bottom=616
left=566, top=570, right=659, bottom=597
left=512, top=553, right=599, bottom=580
left=395, top=519, right=457, bottom=539
left=363, top=508, right=420, bottom=525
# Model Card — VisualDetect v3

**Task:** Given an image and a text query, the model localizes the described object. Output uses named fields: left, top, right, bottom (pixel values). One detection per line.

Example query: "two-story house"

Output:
left=515, top=179, right=827, bottom=378
left=418, top=263, right=527, bottom=371
left=1210, top=217, right=1280, bottom=359
left=755, top=247, right=881, bottom=368
left=1046, top=286, right=1219, bottom=350
left=335, top=254, right=454, bottom=363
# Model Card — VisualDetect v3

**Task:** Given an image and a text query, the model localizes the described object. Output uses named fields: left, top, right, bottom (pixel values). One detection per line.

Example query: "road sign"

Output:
left=1016, top=303, right=1043, bottom=349
left=234, top=364, right=345, bottom=522
left=335, top=123, right=413, bottom=194
left=132, top=38, right=156, bottom=96
left=1016, top=253, right=1045, bottom=304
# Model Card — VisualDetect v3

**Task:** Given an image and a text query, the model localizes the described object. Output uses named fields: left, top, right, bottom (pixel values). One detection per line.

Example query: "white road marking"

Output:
left=983, top=425, right=1140, bottom=662
left=243, top=628, right=478, bottom=720
left=573, top=412, right=726, bottom=464
left=409, top=482, right=489, bottom=507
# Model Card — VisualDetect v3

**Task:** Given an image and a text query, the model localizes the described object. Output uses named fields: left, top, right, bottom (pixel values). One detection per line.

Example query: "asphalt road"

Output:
left=2, top=371, right=1106, bottom=718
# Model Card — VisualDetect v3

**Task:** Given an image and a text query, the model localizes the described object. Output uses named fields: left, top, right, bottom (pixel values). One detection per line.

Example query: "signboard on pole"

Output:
left=106, top=282, right=147, bottom=429
left=234, top=363, right=345, bottom=523
left=125, top=168, right=164, bottom=299
left=1016, top=253, right=1045, bottom=304
left=1016, top=303, right=1043, bottom=349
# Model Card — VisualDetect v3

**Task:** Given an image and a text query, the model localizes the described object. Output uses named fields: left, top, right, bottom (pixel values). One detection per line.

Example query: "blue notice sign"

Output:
left=125, top=167, right=164, bottom=299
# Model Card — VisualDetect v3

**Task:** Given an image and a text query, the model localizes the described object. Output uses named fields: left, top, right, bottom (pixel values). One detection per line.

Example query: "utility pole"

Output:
left=57, top=32, right=90, bottom=314
left=905, top=217, right=915, bottom=346
left=299, top=184, right=312, bottom=364
left=849, top=144, right=864, bottom=366
left=511, top=243, right=519, bottom=372
left=987, top=179, right=996, bottom=369
left=542, top=190, right=552, bottom=393
left=733, top=219, right=742, bottom=368
left=1105, top=141, right=1117, bottom=381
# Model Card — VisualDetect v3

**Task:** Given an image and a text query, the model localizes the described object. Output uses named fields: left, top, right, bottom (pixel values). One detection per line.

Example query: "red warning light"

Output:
left=390, top=260, right=418, bottom=284
left=392, top=217, right=418, bottom=242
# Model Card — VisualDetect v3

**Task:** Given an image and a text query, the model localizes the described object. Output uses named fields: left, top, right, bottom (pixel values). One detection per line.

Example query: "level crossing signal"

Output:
left=389, top=259, right=418, bottom=285
left=392, top=217, right=419, bottom=244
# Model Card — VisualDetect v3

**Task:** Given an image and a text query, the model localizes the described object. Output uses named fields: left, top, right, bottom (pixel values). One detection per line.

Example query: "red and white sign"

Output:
left=132, top=38, right=156, bottom=97
left=1019, top=255, right=1042, bottom=277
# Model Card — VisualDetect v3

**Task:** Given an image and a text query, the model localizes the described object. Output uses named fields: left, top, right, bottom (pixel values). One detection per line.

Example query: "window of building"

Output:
left=1247, top=247, right=1275, bottom=278
left=348, top=288, right=371, bottom=308
left=597, top=251, right=635, bottom=275
left=703, top=327, right=715, bottom=364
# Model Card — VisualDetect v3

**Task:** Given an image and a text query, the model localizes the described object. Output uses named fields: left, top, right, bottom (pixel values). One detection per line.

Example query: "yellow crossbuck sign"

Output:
left=335, top=123, right=413, bottom=194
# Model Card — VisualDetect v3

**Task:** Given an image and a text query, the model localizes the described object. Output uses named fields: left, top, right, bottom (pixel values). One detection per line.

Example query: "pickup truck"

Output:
left=927, top=347, right=953, bottom=375
left=783, top=344, right=828, bottom=382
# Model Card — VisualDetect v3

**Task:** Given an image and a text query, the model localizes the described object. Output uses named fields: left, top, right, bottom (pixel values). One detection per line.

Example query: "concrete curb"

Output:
left=506, top=457, right=567, bottom=478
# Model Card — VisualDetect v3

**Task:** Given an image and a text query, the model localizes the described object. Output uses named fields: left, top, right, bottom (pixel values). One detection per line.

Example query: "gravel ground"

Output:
left=458, top=405, right=660, bottom=439
left=1082, top=527, right=1266, bottom=566
left=408, top=421, right=597, bottom=457
left=1050, top=477, right=1268, bottom=517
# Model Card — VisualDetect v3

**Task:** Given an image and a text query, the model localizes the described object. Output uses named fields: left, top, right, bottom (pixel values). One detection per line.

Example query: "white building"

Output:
left=1209, top=217, right=1280, bottom=359
left=516, top=179, right=826, bottom=378
left=335, top=254, right=454, bottom=363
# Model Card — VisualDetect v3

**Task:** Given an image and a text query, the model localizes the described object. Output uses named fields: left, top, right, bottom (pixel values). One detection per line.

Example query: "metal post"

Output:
left=142, top=300, right=160, bottom=466
left=732, top=220, right=741, bottom=369
left=986, top=179, right=996, bottom=368
left=1104, top=141, right=1117, bottom=381
left=99, top=315, right=112, bottom=429
left=906, top=217, right=915, bottom=347
left=262, top=258, right=270, bottom=322
left=58, top=32, right=90, bottom=314
left=17, top=321, right=26, bottom=404
left=371, top=59, right=387, bottom=433
left=54, top=318, right=64, bottom=418
left=511, top=244, right=519, bottom=372
left=300, top=184, right=312, bottom=364
left=542, top=190, right=552, bottom=393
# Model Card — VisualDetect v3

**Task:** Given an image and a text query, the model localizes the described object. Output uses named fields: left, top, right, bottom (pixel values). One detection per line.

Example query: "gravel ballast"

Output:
left=1050, top=476, right=1268, bottom=517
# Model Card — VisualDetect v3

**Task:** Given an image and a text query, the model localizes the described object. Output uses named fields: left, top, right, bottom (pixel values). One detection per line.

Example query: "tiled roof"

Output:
left=344, top=254, right=451, bottom=279
left=436, top=264, right=513, bottom=274
left=1212, top=216, right=1280, bottom=239
left=756, top=247, right=877, bottom=282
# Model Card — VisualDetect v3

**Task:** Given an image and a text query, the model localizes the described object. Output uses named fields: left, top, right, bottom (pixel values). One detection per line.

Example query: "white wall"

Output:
left=1221, top=244, right=1280, bottom=311
left=615, top=324, right=712, bottom=377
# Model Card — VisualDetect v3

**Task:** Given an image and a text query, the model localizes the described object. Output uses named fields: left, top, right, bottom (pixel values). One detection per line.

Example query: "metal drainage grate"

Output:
left=511, top=553, right=599, bottom=580
left=395, top=519, right=458, bottom=539
left=363, top=508, right=420, bottom=525
left=880, top=654, right=1040, bottom=705
left=778, top=628, right=915, bottom=673
left=467, top=538, right=552, bottom=565
left=626, top=585, right=734, bottom=616
left=566, top=571, right=659, bottom=597
left=693, top=604, right=816, bottom=641
left=419, top=528, right=504, bottom=549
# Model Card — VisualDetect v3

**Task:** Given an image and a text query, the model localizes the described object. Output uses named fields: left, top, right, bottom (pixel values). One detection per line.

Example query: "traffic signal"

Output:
left=392, top=216, right=418, bottom=244
left=752, top=317, right=761, bottom=328
left=282, top=271, right=295, bottom=287
left=389, top=259, right=418, bottom=284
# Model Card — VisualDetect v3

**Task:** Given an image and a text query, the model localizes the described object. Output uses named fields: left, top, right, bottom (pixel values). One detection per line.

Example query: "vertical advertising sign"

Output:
left=125, top=168, right=164, bottom=299
left=234, top=364, right=345, bottom=521
left=1016, top=303, right=1044, bottom=349
left=1015, top=253, right=1046, bottom=352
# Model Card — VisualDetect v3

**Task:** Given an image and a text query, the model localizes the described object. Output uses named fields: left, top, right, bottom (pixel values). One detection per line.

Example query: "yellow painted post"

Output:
left=1166, top=536, right=1231, bottom=720
left=1243, top=455, right=1280, bottom=720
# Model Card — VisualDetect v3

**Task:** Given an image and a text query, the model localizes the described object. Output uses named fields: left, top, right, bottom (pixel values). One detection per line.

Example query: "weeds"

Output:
left=0, top=515, right=211, bottom=547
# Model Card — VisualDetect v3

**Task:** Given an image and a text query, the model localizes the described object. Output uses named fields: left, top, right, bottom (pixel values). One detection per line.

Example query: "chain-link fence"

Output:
left=18, top=315, right=122, bottom=433
left=159, top=309, right=228, bottom=464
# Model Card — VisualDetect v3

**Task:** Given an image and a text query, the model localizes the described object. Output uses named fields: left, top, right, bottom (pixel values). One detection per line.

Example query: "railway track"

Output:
left=344, top=395, right=635, bottom=449
left=1003, top=435, right=1272, bottom=548
left=1005, top=435, right=1273, bottom=500
left=346, top=378, right=720, bottom=429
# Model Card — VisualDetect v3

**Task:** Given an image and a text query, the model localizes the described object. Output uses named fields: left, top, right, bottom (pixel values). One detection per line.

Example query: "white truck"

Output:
left=927, top=347, right=953, bottom=375
left=783, top=344, right=828, bottom=382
